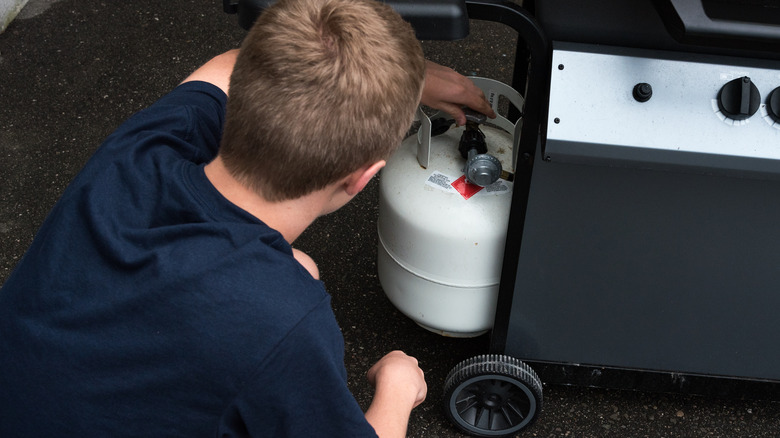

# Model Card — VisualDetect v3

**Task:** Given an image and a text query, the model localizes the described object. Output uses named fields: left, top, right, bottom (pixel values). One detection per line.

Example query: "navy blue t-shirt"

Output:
left=0, top=81, right=378, bottom=437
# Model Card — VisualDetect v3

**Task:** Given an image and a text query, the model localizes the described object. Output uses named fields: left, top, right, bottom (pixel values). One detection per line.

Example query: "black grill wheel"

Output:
left=443, top=354, right=542, bottom=437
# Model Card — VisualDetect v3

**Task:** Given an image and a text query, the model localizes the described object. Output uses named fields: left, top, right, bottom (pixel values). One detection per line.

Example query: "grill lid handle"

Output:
left=654, top=0, right=780, bottom=51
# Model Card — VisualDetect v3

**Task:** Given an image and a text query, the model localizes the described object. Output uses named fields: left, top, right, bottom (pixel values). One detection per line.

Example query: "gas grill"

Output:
left=497, top=0, right=780, bottom=388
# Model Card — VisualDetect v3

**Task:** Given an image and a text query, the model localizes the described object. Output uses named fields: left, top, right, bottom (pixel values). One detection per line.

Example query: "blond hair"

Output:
left=220, top=0, right=426, bottom=201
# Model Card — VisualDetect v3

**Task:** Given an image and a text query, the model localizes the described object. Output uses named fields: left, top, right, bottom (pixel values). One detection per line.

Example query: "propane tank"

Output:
left=377, top=77, right=523, bottom=337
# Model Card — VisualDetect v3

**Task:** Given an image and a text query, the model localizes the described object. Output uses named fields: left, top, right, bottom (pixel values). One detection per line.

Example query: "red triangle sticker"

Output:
left=451, top=175, right=483, bottom=200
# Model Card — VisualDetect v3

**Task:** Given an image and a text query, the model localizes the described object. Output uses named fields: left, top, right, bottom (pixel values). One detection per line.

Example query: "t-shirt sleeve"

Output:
left=91, top=81, right=227, bottom=168
left=217, top=298, right=379, bottom=438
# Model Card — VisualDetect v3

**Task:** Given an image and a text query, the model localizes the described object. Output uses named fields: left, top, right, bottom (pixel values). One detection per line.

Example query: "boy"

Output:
left=0, top=0, right=493, bottom=436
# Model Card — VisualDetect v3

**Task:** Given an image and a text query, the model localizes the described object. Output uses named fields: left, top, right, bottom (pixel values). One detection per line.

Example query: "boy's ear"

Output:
left=345, top=160, right=386, bottom=196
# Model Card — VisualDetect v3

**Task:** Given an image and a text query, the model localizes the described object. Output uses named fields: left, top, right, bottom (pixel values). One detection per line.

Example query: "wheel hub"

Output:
left=482, top=392, right=503, bottom=408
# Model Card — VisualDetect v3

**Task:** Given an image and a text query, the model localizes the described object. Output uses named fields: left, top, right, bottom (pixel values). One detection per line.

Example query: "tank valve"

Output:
left=458, top=113, right=502, bottom=187
left=466, top=149, right=502, bottom=187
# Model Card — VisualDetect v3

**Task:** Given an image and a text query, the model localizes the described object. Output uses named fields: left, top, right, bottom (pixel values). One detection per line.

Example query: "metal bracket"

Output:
left=416, top=77, right=524, bottom=171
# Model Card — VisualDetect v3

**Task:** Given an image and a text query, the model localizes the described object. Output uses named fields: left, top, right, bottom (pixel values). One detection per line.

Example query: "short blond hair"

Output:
left=220, top=0, right=426, bottom=202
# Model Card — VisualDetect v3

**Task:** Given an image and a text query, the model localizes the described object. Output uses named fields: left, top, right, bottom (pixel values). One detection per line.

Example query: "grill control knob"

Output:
left=633, top=83, right=653, bottom=102
left=767, top=87, right=780, bottom=123
left=717, top=76, right=760, bottom=121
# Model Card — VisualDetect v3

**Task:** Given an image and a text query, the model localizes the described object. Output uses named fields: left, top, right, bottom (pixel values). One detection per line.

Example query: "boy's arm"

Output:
left=181, top=49, right=240, bottom=95
left=292, top=248, right=320, bottom=280
left=364, top=351, right=428, bottom=438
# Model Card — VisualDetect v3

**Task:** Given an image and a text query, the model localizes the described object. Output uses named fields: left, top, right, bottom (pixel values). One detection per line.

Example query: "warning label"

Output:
left=483, top=180, right=510, bottom=193
left=425, top=171, right=512, bottom=200
left=425, top=172, right=455, bottom=191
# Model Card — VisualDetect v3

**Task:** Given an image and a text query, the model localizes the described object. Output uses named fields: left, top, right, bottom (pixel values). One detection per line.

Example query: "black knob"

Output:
left=717, top=76, right=760, bottom=121
left=633, top=83, right=653, bottom=102
left=458, top=123, right=487, bottom=159
left=767, top=87, right=780, bottom=123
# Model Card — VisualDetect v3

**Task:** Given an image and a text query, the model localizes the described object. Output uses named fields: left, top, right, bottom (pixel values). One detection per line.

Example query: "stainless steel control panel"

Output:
left=545, top=43, right=780, bottom=178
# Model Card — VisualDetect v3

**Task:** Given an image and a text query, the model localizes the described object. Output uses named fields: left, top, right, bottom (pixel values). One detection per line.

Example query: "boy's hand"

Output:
left=421, top=60, right=497, bottom=126
left=367, top=351, right=427, bottom=408
left=364, top=351, right=427, bottom=438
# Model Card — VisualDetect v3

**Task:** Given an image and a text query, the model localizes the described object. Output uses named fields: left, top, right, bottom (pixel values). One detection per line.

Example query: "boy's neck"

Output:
left=203, top=156, right=323, bottom=244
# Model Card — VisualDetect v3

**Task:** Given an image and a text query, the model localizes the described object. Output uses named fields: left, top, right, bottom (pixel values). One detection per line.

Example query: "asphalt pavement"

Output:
left=1, top=0, right=779, bottom=436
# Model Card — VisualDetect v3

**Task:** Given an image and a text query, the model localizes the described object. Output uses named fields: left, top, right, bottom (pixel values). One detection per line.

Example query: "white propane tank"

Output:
left=377, top=77, right=524, bottom=337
